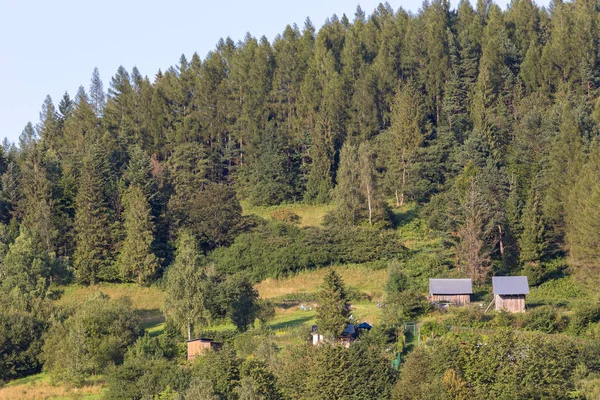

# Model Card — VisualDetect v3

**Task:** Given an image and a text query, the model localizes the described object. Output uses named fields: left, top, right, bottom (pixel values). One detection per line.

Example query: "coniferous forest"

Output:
left=2, top=1, right=600, bottom=398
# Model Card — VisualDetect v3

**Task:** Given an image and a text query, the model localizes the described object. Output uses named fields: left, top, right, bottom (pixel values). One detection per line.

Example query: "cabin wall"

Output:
left=430, top=294, right=471, bottom=305
left=494, top=294, right=526, bottom=312
left=187, top=340, right=212, bottom=361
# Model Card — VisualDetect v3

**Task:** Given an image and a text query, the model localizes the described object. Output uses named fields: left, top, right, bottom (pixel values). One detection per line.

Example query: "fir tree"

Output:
left=316, top=270, right=349, bottom=337
left=389, top=81, right=426, bottom=206
left=116, top=186, right=158, bottom=285
left=519, top=182, right=546, bottom=264
left=73, top=144, right=114, bottom=284
left=90, top=67, right=106, bottom=116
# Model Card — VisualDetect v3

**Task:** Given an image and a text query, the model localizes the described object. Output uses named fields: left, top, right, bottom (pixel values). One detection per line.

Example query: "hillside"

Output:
left=3, top=0, right=600, bottom=397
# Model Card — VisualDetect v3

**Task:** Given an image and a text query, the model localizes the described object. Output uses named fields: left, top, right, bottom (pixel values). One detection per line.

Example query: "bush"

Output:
left=383, top=289, right=431, bottom=325
left=569, top=301, right=600, bottom=335
left=41, top=292, right=143, bottom=385
left=524, top=306, right=563, bottom=333
left=447, top=305, right=488, bottom=328
left=271, top=209, right=300, bottom=224
left=0, top=310, right=47, bottom=383
left=212, top=221, right=406, bottom=281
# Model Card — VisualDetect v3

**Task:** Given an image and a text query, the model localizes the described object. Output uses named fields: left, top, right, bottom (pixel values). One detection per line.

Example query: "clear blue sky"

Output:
left=0, top=0, right=549, bottom=145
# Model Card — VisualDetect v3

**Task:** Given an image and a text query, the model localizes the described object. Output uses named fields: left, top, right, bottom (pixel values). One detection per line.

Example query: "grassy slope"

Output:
left=240, top=201, right=334, bottom=228
left=0, top=374, right=104, bottom=400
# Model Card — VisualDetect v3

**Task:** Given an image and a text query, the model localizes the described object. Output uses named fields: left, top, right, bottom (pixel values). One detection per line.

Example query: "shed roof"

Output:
left=429, top=279, right=473, bottom=295
left=492, top=276, right=529, bottom=295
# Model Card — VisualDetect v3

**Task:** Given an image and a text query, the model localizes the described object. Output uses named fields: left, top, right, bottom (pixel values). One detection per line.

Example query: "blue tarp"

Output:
left=356, top=322, right=372, bottom=330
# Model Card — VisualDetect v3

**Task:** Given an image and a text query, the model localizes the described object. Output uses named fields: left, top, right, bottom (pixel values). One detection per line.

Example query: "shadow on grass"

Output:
left=269, top=315, right=315, bottom=331
left=472, top=289, right=491, bottom=303
left=392, top=207, right=419, bottom=228
left=138, top=308, right=165, bottom=337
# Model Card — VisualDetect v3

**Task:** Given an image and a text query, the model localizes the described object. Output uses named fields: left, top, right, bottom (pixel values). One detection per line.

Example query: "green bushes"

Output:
left=0, top=310, right=46, bottom=383
left=393, top=331, right=598, bottom=399
left=524, top=305, right=564, bottom=333
left=212, top=221, right=406, bottom=281
left=569, top=301, right=600, bottom=335
left=41, top=292, right=143, bottom=385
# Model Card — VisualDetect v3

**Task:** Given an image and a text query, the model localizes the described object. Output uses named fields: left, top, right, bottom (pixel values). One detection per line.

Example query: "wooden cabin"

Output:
left=187, top=338, right=222, bottom=361
left=429, top=279, right=473, bottom=305
left=492, top=276, right=529, bottom=313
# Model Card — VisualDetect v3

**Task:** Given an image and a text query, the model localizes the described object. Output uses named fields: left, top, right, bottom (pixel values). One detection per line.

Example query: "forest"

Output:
left=1, top=0, right=600, bottom=398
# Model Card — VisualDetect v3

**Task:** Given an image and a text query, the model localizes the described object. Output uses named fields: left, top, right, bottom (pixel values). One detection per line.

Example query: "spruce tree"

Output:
left=316, top=270, right=349, bottom=337
left=116, top=186, right=158, bottom=284
left=330, top=143, right=362, bottom=226
left=565, top=140, right=600, bottom=282
left=18, top=144, right=57, bottom=253
left=246, top=124, right=297, bottom=206
left=389, top=81, right=426, bottom=206
left=90, top=67, right=106, bottom=116
left=73, top=144, right=114, bottom=284
left=519, top=182, right=546, bottom=264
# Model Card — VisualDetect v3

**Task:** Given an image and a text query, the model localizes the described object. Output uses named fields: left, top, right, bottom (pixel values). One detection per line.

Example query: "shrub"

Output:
left=212, top=221, right=406, bottom=281
left=447, top=305, right=488, bottom=328
left=41, top=292, right=143, bottom=385
left=0, top=310, right=46, bottom=383
left=569, top=301, right=600, bottom=335
left=524, top=306, right=563, bottom=333
left=271, top=209, right=300, bottom=224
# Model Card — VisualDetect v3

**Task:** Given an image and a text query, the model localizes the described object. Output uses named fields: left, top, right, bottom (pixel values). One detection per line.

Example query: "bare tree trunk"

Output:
left=400, top=149, right=407, bottom=207
left=187, top=320, right=192, bottom=341
left=497, top=225, right=504, bottom=258
left=395, top=189, right=400, bottom=208
left=366, top=184, right=373, bottom=226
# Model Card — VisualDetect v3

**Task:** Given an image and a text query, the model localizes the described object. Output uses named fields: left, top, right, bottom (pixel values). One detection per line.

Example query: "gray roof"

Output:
left=429, top=279, right=473, bottom=295
left=492, top=276, right=529, bottom=295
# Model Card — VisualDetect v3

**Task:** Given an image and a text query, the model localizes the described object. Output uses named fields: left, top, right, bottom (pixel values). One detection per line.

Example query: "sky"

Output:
left=0, top=0, right=550, bottom=145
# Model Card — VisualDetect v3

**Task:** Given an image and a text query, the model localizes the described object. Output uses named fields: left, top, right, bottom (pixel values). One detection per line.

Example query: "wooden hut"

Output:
left=429, top=279, right=473, bottom=305
left=492, top=276, right=529, bottom=313
left=187, top=338, right=222, bottom=361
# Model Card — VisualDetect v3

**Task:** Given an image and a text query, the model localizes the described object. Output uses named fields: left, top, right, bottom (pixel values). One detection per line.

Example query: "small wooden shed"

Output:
left=187, top=338, right=222, bottom=361
left=492, top=276, right=529, bottom=313
left=429, top=279, right=473, bottom=305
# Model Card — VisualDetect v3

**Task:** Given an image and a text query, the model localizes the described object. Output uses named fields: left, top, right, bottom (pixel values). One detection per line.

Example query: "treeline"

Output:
left=2, top=0, right=600, bottom=290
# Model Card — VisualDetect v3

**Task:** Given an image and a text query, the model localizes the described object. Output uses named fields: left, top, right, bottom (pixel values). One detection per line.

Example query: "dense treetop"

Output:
left=2, top=0, right=600, bottom=287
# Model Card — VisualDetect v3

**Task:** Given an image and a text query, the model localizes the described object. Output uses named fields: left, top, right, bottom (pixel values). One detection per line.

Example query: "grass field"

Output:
left=241, top=201, right=334, bottom=227
left=54, top=282, right=166, bottom=330
left=0, top=373, right=104, bottom=400
left=256, top=264, right=387, bottom=300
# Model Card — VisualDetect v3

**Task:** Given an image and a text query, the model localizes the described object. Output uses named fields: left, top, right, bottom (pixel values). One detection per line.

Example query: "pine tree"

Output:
left=316, top=270, right=349, bottom=337
left=245, top=124, right=297, bottom=206
left=330, top=143, right=363, bottom=225
left=0, top=162, right=20, bottom=224
left=565, top=139, right=600, bottom=283
left=58, top=92, right=74, bottom=121
left=73, top=144, right=114, bottom=284
left=116, top=186, right=158, bottom=284
left=519, top=182, right=546, bottom=264
left=542, top=102, right=584, bottom=246
left=389, top=81, right=427, bottom=206
left=38, top=95, right=58, bottom=148
left=457, top=179, right=494, bottom=284
left=89, top=67, right=106, bottom=116
left=358, top=141, right=385, bottom=226
left=18, top=143, right=57, bottom=253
